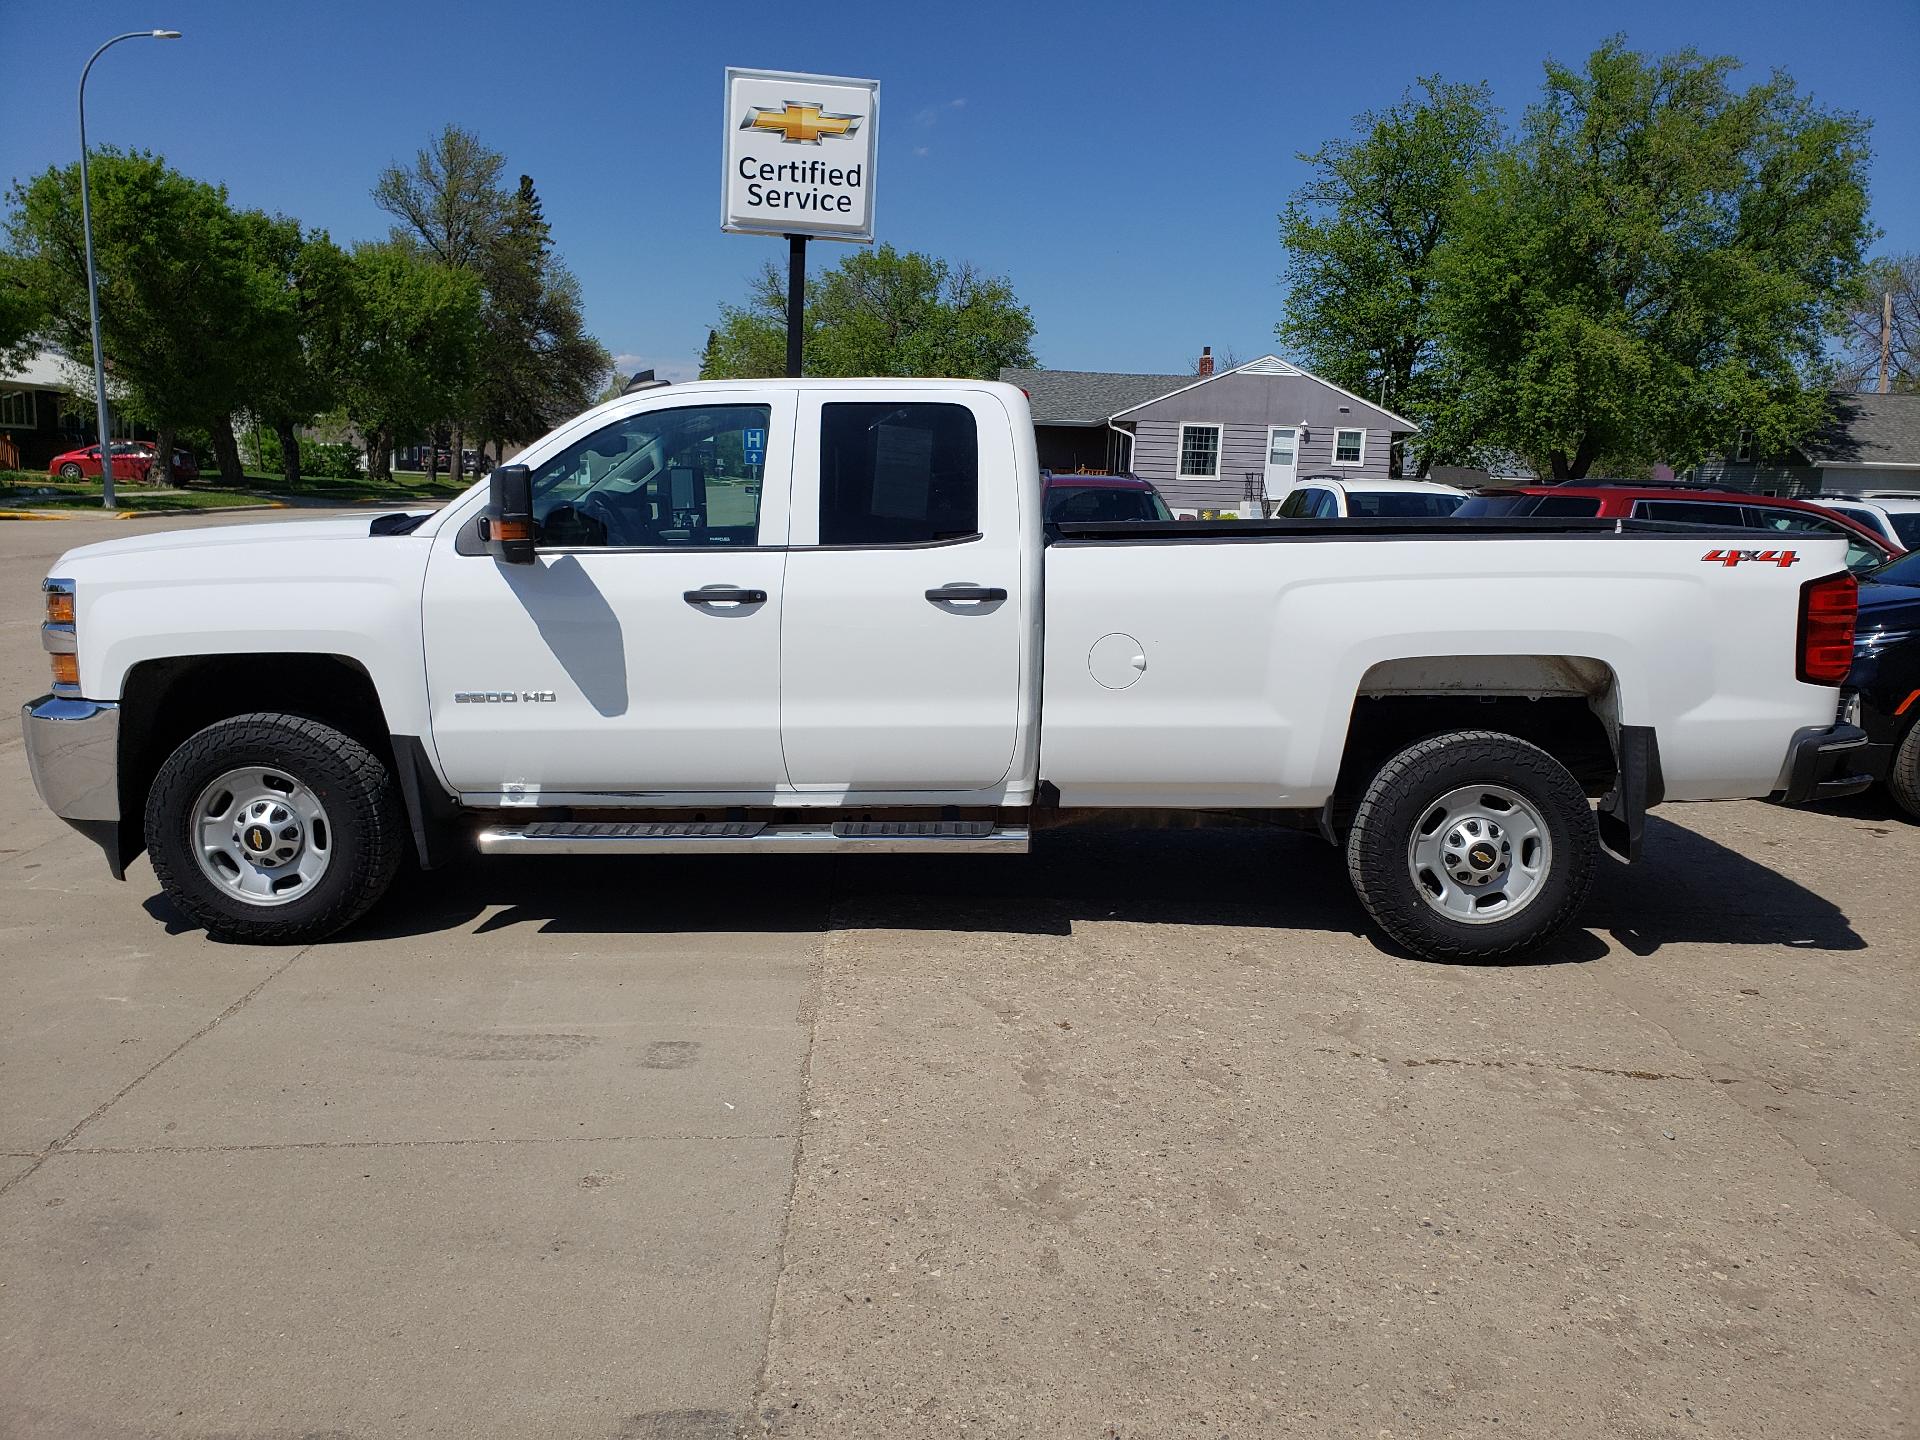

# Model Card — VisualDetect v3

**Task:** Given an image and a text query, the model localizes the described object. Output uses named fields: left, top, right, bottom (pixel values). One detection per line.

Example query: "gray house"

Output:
left=1690, top=391, right=1920, bottom=496
left=1001, top=352, right=1419, bottom=516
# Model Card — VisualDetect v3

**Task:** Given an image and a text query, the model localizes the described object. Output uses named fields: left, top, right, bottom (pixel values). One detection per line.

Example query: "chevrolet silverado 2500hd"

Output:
left=22, top=380, right=1872, bottom=961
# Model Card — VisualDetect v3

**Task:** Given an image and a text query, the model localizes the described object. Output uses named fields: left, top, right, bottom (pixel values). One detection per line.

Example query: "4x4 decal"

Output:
left=1702, top=548, right=1800, bottom=568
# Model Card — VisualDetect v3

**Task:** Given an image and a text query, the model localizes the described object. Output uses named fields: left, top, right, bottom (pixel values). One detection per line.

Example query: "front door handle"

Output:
left=925, top=584, right=1008, bottom=604
left=684, top=586, right=767, bottom=605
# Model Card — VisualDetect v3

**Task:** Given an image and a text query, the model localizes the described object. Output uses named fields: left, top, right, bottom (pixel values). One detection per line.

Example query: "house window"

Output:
left=0, top=389, right=31, bottom=429
left=1332, top=428, right=1365, bottom=465
left=1733, top=428, right=1754, bottom=463
left=1177, top=423, right=1220, bottom=478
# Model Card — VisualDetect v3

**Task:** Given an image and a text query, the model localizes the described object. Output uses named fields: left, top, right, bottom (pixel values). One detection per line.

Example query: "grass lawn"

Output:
left=0, top=474, right=273, bottom=513
left=0, top=467, right=469, bottom=510
left=221, top=466, right=471, bottom=502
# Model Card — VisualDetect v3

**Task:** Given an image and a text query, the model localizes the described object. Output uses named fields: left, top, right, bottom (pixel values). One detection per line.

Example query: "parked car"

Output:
left=1847, top=549, right=1920, bottom=820
left=1454, top=483, right=1899, bottom=573
left=46, top=442, right=196, bottom=485
left=1273, top=477, right=1466, bottom=519
left=23, top=379, right=1869, bottom=963
left=1042, top=471, right=1172, bottom=523
left=1810, top=495, right=1920, bottom=553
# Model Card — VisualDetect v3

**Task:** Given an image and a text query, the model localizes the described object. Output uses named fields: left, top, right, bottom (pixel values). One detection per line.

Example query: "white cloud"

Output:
left=612, top=352, right=700, bottom=383
left=913, top=146, right=930, bottom=158
left=914, top=98, right=967, bottom=127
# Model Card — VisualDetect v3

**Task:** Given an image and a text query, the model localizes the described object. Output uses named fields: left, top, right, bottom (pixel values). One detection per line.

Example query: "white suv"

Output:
left=1814, top=494, right=1920, bottom=552
left=1273, top=477, right=1466, bottom=519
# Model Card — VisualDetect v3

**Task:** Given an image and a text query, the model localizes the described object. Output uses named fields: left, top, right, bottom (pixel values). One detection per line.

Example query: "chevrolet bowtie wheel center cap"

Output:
left=236, top=798, right=303, bottom=866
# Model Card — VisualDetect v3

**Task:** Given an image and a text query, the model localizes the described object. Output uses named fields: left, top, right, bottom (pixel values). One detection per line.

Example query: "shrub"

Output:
left=256, top=431, right=363, bottom=480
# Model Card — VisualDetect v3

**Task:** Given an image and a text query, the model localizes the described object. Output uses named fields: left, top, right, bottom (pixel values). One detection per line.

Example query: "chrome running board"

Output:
left=475, top=819, right=1029, bottom=855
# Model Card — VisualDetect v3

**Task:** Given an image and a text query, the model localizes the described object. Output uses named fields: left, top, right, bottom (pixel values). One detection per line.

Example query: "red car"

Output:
left=48, top=442, right=198, bottom=484
left=1042, top=470, right=1173, bottom=523
left=1454, top=482, right=1900, bottom=573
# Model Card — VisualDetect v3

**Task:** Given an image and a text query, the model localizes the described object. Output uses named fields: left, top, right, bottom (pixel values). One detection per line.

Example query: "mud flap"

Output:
left=1597, top=725, right=1663, bottom=864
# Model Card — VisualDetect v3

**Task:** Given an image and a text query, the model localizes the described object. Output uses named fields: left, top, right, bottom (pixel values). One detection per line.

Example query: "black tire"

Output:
left=58, top=463, right=83, bottom=479
left=145, top=712, right=403, bottom=943
left=1889, top=721, right=1920, bottom=822
left=1346, top=729, right=1597, bottom=963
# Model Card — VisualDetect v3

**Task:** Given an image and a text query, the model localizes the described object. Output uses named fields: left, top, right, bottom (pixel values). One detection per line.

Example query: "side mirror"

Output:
left=480, top=463, right=534, bottom=564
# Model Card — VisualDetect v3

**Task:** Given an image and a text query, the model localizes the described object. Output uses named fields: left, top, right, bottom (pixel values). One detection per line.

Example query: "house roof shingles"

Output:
left=998, top=367, right=1190, bottom=426
left=1801, top=391, right=1920, bottom=468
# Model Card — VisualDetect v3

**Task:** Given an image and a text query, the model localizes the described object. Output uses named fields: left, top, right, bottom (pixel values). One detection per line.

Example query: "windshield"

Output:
left=1868, top=549, right=1920, bottom=588
left=1045, top=486, right=1172, bottom=522
left=1891, top=513, right=1920, bottom=549
left=1345, top=491, right=1465, bottom=518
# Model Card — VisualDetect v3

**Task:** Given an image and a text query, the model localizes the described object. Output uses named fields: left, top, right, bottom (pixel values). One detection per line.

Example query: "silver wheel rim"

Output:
left=191, top=766, right=333, bottom=907
left=1406, top=783, right=1551, bottom=925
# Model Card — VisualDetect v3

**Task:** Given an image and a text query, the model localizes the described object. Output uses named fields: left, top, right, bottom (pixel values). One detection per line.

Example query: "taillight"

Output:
left=1797, top=572, right=1857, bottom=685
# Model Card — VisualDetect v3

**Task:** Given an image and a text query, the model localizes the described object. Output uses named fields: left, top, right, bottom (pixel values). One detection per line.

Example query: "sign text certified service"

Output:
left=723, top=68, right=879, bottom=242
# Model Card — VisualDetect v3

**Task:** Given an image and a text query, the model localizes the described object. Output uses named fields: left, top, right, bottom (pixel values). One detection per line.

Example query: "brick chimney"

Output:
left=1197, top=345, right=1214, bottom=377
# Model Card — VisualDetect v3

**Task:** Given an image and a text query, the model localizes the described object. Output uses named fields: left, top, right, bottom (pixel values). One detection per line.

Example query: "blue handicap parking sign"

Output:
left=743, top=427, right=767, bottom=465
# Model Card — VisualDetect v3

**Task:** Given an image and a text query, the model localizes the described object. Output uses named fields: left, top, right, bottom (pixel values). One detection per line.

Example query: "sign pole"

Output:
left=785, top=233, right=807, bottom=378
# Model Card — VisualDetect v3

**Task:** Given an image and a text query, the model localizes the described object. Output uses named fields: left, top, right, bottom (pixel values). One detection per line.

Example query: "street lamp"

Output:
left=79, top=28, right=182, bottom=508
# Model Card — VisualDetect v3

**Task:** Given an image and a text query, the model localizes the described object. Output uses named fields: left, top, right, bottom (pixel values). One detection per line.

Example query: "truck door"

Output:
left=421, top=393, right=793, bottom=800
left=779, top=391, right=1024, bottom=792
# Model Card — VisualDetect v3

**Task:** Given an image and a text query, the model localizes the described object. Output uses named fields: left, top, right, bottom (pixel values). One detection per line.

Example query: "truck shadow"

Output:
left=132, top=809, right=1849, bottom=964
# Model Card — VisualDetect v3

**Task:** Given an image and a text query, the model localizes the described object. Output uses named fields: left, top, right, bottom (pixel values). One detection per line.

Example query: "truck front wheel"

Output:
left=145, top=713, right=404, bottom=944
left=1345, top=730, right=1597, bottom=962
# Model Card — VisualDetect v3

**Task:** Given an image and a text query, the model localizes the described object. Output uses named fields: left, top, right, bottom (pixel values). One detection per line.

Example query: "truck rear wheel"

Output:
left=1345, top=730, right=1596, bottom=962
left=145, top=713, right=403, bottom=944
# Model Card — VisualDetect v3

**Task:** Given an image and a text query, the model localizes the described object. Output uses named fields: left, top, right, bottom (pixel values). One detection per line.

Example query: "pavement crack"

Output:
left=0, top=943, right=309, bottom=1200
left=54, top=1133, right=794, bottom=1156
left=746, top=859, right=835, bottom=1432
left=1314, top=1045, right=1735, bottom=1085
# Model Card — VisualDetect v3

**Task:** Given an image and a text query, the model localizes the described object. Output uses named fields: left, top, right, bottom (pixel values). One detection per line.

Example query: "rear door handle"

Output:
left=925, top=584, right=1008, bottom=604
left=683, top=587, right=767, bottom=605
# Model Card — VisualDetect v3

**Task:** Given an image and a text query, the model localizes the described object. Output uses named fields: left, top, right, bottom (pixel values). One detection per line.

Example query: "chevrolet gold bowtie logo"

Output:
left=741, top=101, right=862, bottom=144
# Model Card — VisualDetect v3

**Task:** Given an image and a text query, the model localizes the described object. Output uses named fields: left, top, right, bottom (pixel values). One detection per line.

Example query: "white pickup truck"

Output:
left=23, top=380, right=1872, bottom=961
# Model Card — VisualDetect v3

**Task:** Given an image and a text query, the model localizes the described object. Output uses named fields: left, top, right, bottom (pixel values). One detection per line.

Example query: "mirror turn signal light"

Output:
left=50, top=653, right=79, bottom=688
left=489, top=518, right=532, bottom=543
left=46, top=590, right=75, bottom=625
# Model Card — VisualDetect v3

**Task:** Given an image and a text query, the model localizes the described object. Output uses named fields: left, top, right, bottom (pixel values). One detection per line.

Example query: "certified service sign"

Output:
left=723, top=67, right=879, bottom=243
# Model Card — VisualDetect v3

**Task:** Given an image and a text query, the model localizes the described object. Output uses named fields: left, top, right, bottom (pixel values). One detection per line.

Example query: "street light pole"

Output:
left=78, top=28, right=181, bottom=509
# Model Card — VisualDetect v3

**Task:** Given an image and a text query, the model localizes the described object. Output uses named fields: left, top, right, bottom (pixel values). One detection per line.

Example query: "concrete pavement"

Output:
left=1, top=512, right=1914, bottom=1438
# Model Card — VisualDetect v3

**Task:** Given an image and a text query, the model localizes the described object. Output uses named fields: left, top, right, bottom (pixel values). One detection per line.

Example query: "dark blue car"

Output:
left=1849, top=549, right=1920, bottom=819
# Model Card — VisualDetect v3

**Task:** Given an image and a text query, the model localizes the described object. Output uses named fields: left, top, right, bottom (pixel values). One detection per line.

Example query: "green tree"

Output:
left=0, top=249, right=47, bottom=366
left=701, top=243, right=1036, bottom=379
left=4, top=149, right=314, bottom=486
left=1431, top=39, right=1874, bottom=477
left=470, top=175, right=610, bottom=458
left=1277, top=78, right=1502, bottom=472
left=333, top=241, right=484, bottom=482
left=373, top=125, right=505, bottom=271
left=243, top=228, right=355, bottom=488
left=375, top=134, right=608, bottom=478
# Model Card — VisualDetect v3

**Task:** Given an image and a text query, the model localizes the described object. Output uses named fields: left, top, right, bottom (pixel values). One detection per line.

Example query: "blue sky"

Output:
left=5, top=0, right=1916, bottom=382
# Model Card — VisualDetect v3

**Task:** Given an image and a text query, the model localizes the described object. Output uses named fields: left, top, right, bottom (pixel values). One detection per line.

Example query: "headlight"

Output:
left=42, top=578, right=78, bottom=695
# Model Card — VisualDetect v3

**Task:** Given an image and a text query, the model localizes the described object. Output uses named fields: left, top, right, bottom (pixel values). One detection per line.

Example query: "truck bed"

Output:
left=1037, top=519, right=1852, bottom=808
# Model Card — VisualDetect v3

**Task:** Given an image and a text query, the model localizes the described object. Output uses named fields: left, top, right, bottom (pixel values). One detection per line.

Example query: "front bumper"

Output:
left=21, top=694, right=120, bottom=823
left=1769, top=721, right=1875, bottom=805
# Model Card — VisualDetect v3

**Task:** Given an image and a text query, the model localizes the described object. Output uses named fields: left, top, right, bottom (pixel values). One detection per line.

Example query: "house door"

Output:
left=1263, top=427, right=1299, bottom=501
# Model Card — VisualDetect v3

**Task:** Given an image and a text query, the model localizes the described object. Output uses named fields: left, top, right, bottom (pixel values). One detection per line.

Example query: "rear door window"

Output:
left=1632, top=500, right=1747, bottom=526
left=818, top=402, right=978, bottom=546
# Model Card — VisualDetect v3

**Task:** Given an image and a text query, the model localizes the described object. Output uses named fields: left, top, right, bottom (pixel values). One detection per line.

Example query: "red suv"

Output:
left=1454, top=483, right=1900, bottom=573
